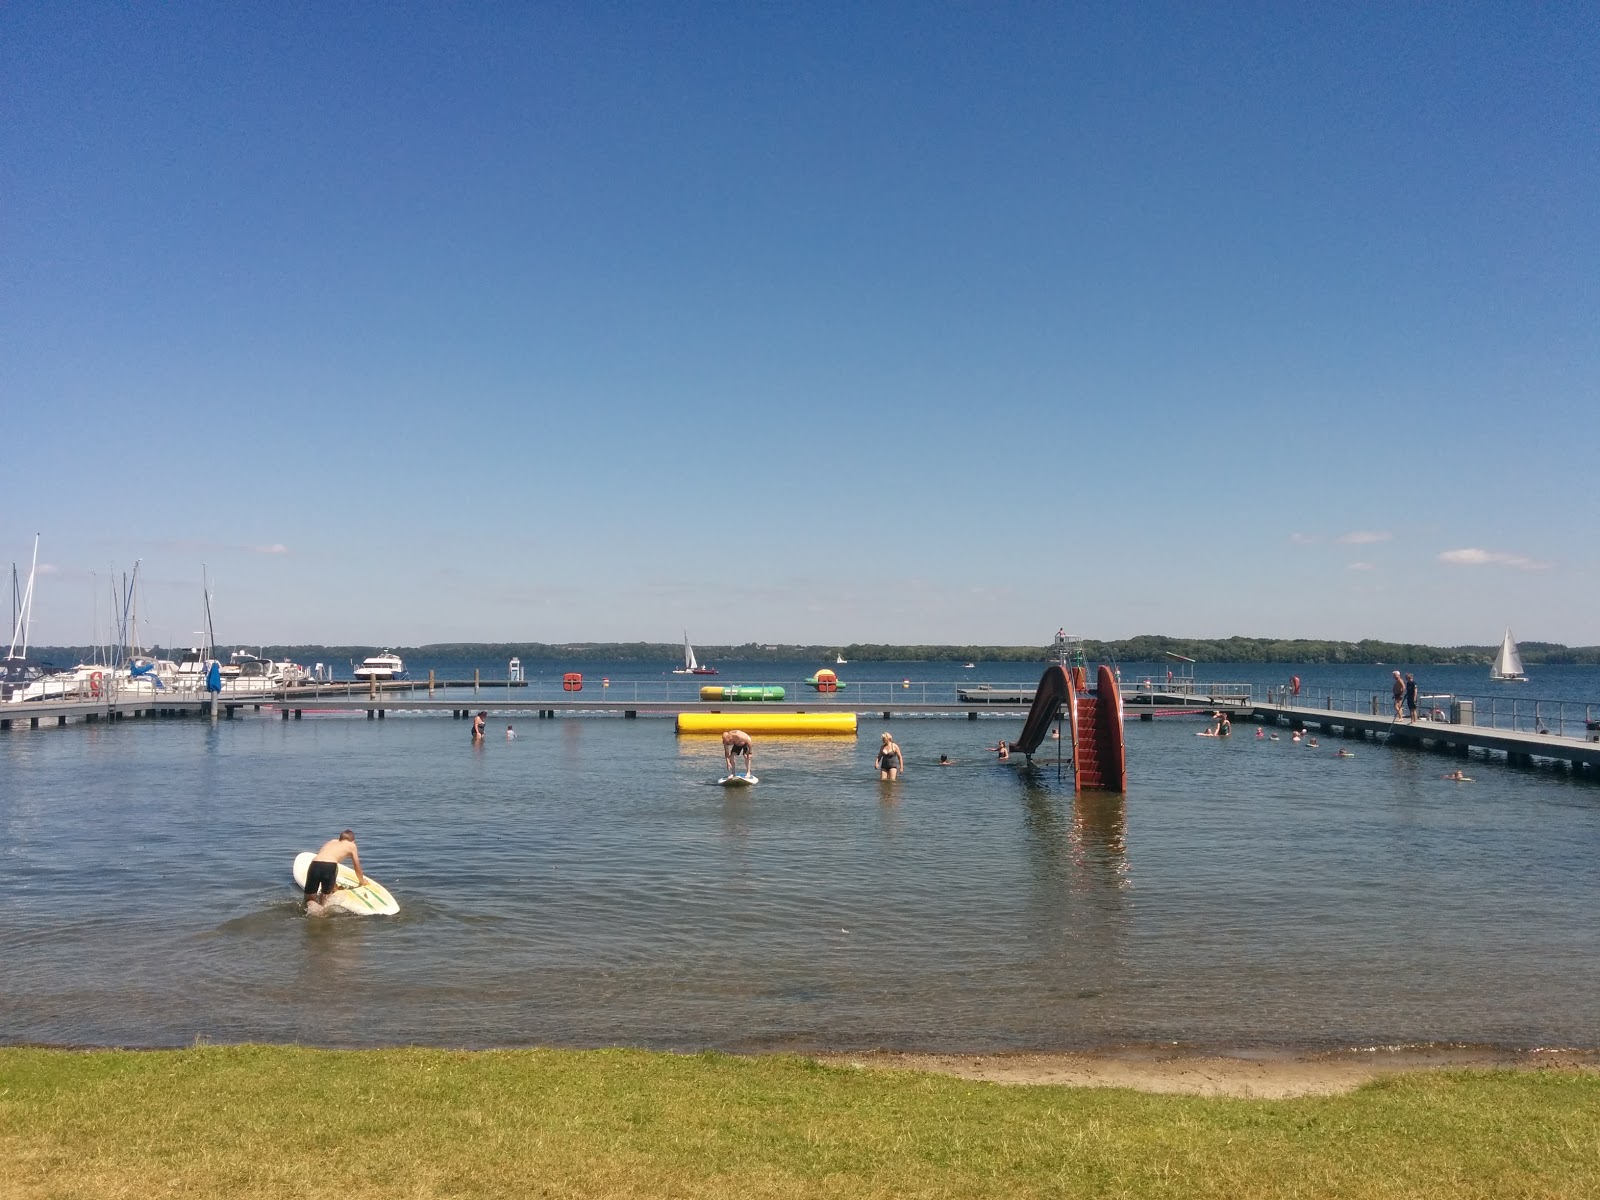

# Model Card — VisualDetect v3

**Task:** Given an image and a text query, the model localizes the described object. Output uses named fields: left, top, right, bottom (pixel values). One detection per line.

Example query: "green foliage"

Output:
left=30, top=637, right=1600, bottom=667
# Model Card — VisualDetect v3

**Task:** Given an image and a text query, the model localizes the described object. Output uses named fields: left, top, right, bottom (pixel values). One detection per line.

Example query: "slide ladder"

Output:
left=1010, top=664, right=1125, bottom=793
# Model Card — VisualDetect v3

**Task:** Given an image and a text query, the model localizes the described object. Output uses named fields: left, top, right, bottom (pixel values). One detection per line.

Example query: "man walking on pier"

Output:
left=1391, top=671, right=1405, bottom=720
left=1405, top=674, right=1419, bottom=723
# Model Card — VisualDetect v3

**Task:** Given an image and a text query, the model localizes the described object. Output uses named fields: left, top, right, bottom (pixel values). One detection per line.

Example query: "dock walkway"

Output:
left=1252, top=699, right=1600, bottom=772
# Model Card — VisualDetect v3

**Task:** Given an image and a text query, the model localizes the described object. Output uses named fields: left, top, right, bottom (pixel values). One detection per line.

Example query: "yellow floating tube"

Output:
left=676, top=711, right=857, bottom=736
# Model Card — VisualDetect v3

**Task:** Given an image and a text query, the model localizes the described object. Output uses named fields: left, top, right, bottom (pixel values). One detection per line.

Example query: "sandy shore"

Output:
left=811, top=1046, right=1600, bottom=1098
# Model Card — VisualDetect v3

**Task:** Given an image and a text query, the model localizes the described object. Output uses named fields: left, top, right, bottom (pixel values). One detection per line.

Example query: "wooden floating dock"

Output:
left=1252, top=700, right=1600, bottom=772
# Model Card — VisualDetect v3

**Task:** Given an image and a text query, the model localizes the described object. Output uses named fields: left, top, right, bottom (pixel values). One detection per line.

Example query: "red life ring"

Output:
left=1291, top=675, right=1301, bottom=697
left=562, top=672, right=583, bottom=692
left=90, top=671, right=103, bottom=697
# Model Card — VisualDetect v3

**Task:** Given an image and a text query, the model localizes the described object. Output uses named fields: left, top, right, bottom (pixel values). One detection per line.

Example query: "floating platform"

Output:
left=676, top=711, right=857, bottom=736
left=698, top=686, right=786, bottom=702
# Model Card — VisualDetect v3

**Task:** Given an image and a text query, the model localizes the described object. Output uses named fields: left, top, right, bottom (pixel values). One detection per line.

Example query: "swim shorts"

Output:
left=731, top=743, right=749, bottom=757
left=304, top=859, right=339, bottom=896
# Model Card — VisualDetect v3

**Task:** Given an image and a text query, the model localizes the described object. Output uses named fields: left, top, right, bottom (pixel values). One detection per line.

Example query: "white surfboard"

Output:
left=718, top=774, right=759, bottom=787
left=292, top=851, right=399, bottom=916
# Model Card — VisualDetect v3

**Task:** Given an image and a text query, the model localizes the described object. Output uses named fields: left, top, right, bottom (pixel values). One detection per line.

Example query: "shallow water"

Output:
left=3, top=662, right=1599, bottom=1052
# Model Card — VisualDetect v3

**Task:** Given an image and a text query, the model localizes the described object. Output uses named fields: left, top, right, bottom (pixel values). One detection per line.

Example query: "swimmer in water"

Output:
left=993, top=739, right=1010, bottom=761
left=1269, top=732, right=1280, bottom=741
left=1255, top=728, right=1264, bottom=739
left=1443, top=769, right=1474, bottom=782
left=1307, top=737, right=1319, bottom=748
left=1336, top=749, right=1355, bottom=758
left=938, top=754, right=955, bottom=766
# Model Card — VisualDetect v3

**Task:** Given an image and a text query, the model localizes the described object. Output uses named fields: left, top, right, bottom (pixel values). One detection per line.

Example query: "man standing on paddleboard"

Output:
left=305, top=830, right=365, bottom=914
left=722, top=730, right=754, bottom=778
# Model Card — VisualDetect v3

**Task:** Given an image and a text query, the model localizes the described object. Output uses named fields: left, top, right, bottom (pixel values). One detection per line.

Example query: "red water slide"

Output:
left=1010, top=664, right=1126, bottom=792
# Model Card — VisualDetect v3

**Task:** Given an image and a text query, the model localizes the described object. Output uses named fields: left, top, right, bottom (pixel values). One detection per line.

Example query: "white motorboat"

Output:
left=1490, top=628, right=1527, bottom=682
left=353, top=652, right=407, bottom=681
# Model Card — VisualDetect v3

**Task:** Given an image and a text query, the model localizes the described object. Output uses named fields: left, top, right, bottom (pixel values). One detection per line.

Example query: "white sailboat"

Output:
left=836, top=652, right=848, bottom=664
left=1490, top=628, right=1527, bottom=682
left=672, top=633, right=717, bottom=675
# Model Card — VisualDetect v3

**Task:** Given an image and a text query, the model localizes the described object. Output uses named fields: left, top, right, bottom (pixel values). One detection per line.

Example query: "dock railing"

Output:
left=1259, top=684, right=1599, bottom=741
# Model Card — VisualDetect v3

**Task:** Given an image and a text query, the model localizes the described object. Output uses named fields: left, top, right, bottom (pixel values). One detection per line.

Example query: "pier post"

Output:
left=474, top=669, right=480, bottom=696
left=378, top=708, right=385, bottom=719
left=31, top=716, right=39, bottom=729
left=429, top=670, right=435, bottom=698
left=0, top=718, right=8, bottom=730
left=282, top=708, right=289, bottom=720
left=625, top=710, right=637, bottom=719
left=367, top=710, right=375, bottom=720
left=294, top=709, right=302, bottom=720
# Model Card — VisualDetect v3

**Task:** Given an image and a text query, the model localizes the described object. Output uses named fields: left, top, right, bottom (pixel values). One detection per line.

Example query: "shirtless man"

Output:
left=1391, top=671, right=1405, bottom=719
left=722, top=729, right=754, bottom=777
left=305, top=829, right=364, bottom=914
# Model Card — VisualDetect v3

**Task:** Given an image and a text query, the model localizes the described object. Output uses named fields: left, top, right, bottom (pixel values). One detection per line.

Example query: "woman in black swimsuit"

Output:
left=876, top=732, right=904, bottom=781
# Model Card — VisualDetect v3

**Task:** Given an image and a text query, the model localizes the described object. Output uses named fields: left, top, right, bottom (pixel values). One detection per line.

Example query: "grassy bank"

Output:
left=3, top=1047, right=1597, bottom=1198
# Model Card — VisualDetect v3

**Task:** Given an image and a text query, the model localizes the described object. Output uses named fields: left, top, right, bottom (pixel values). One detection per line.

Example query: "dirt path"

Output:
left=812, top=1047, right=1600, bottom=1098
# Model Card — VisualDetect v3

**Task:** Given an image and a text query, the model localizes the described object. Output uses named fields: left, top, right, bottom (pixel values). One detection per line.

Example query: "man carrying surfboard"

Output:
left=722, top=729, right=755, bottom=778
left=305, top=830, right=365, bottom=913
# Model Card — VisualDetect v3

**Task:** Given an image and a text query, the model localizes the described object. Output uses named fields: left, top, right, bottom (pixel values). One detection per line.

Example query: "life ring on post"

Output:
left=90, top=671, right=103, bottom=698
left=562, top=672, right=583, bottom=692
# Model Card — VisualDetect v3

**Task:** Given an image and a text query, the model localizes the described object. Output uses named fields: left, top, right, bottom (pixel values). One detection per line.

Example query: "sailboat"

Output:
left=672, top=633, right=718, bottom=676
left=1490, top=628, right=1527, bottom=682
left=836, top=652, right=848, bottom=664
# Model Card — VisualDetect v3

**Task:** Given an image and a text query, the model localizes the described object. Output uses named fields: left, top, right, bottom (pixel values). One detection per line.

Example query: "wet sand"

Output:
left=812, top=1046, right=1600, bottom=1098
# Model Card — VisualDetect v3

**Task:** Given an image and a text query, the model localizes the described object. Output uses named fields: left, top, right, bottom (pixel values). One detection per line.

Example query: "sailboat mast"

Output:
left=9, top=535, right=39, bottom=660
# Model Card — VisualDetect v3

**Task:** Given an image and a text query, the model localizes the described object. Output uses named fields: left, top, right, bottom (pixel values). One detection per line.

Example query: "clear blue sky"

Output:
left=5, top=2, right=1596, bottom=649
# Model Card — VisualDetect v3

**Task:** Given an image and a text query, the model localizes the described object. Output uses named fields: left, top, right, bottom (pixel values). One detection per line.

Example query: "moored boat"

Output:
left=353, top=652, right=407, bottom=681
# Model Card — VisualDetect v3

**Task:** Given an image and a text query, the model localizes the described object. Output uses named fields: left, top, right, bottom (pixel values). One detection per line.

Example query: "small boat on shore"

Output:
left=1490, top=628, right=1527, bottom=682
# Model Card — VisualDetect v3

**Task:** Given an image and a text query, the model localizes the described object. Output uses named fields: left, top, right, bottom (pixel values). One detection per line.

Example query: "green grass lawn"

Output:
left=3, top=1046, right=1597, bottom=1198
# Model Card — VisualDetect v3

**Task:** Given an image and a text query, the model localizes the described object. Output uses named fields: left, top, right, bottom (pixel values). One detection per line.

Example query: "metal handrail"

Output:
left=1258, top=684, right=1597, bottom=740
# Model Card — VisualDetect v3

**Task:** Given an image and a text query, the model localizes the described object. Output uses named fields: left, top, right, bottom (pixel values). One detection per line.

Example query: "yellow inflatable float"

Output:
left=676, top=712, right=857, bottom=736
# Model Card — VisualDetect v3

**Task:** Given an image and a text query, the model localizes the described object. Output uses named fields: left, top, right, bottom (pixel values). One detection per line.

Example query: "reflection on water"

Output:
left=2, top=710, right=1600, bottom=1051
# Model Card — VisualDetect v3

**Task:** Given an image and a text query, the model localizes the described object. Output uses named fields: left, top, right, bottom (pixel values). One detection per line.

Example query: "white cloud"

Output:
left=1289, top=532, right=1321, bottom=545
left=36, top=563, right=60, bottom=575
left=1438, top=547, right=1551, bottom=570
left=252, top=544, right=289, bottom=555
left=1337, top=530, right=1392, bottom=545
left=1348, top=562, right=1376, bottom=571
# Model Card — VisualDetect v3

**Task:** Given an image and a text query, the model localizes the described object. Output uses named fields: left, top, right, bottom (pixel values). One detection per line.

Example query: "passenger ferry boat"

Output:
left=353, top=652, right=407, bottom=681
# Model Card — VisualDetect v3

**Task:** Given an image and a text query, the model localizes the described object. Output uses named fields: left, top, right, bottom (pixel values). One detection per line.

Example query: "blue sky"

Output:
left=5, top=2, right=1596, bottom=648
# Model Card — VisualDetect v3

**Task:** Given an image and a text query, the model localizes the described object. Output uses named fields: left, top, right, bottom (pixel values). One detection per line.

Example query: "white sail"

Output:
left=1490, top=628, right=1526, bottom=681
left=684, top=634, right=698, bottom=672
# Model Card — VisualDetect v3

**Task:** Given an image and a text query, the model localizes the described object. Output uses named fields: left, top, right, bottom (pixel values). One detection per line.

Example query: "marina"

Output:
left=6, top=669, right=1597, bottom=775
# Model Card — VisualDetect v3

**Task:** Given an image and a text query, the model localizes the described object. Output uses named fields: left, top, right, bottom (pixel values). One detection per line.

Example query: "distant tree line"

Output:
left=28, top=637, right=1600, bottom=666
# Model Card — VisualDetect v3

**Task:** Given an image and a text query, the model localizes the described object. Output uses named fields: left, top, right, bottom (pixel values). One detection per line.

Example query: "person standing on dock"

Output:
left=1404, top=674, right=1418, bottom=724
left=722, top=729, right=754, bottom=777
left=1391, top=671, right=1405, bottom=720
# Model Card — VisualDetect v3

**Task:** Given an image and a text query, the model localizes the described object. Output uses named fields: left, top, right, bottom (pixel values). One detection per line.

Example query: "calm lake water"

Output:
left=4, top=661, right=1598, bottom=1052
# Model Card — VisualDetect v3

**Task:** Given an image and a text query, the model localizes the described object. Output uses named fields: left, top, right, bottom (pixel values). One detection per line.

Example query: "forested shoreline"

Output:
left=29, top=636, right=1600, bottom=667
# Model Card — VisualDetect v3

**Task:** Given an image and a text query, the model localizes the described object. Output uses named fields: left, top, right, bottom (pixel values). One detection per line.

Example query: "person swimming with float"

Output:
left=304, top=829, right=364, bottom=916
